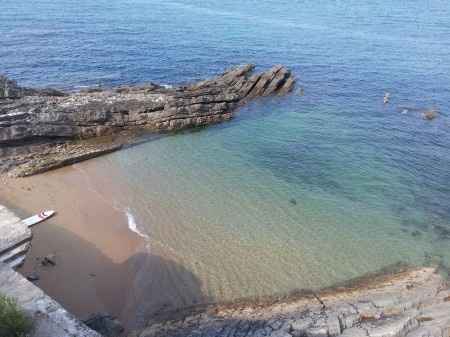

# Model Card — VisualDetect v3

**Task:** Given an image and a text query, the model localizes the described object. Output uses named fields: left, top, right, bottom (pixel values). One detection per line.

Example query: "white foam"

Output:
left=126, top=209, right=150, bottom=240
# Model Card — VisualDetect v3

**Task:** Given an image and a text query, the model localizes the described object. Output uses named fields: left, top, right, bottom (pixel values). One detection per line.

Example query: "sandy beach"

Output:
left=0, top=162, right=207, bottom=332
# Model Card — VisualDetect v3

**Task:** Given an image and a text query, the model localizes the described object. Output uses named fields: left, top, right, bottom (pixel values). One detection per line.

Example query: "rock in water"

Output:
left=423, top=109, right=438, bottom=120
left=0, top=75, right=65, bottom=99
left=0, top=75, right=22, bottom=98
left=0, top=65, right=295, bottom=144
left=0, top=64, right=295, bottom=176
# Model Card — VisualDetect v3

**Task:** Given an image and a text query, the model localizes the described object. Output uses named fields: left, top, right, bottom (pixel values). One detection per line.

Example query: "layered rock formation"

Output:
left=131, top=267, right=450, bottom=337
left=0, top=65, right=294, bottom=176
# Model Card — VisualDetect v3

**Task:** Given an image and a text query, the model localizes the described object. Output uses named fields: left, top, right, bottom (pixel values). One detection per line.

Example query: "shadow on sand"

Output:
left=17, top=221, right=210, bottom=335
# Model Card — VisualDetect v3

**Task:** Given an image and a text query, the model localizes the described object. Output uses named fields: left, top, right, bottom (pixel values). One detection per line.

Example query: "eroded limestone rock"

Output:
left=0, top=65, right=295, bottom=176
left=130, top=268, right=450, bottom=337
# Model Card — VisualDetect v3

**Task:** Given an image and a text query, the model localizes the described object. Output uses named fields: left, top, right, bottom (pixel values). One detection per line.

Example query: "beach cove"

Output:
left=1, top=0, right=450, bottom=336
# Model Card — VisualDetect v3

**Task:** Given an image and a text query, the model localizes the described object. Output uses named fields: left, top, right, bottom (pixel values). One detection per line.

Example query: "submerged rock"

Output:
left=396, top=106, right=440, bottom=120
left=422, top=109, right=438, bottom=120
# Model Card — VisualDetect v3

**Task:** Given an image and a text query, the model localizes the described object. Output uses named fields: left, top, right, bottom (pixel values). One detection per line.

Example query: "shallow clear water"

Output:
left=2, top=0, right=450, bottom=300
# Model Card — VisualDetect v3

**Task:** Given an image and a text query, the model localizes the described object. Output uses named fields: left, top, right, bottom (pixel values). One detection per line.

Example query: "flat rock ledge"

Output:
left=130, top=267, right=450, bottom=337
left=0, top=64, right=295, bottom=177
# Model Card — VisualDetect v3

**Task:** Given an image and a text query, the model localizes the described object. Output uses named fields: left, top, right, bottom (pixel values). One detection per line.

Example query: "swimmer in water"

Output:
left=383, top=92, right=390, bottom=104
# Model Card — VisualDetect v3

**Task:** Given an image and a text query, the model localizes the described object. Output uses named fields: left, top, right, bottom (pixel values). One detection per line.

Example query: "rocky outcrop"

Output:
left=0, top=65, right=294, bottom=176
left=0, top=75, right=24, bottom=98
left=0, top=65, right=294, bottom=144
left=0, top=75, right=65, bottom=99
left=130, top=268, right=450, bottom=337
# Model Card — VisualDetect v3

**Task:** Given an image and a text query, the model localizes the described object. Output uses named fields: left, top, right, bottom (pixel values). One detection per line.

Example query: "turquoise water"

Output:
left=2, top=0, right=450, bottom=300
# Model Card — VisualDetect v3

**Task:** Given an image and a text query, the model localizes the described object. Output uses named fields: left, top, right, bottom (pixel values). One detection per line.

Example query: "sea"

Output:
left=2, top=0, right=450, bottom=304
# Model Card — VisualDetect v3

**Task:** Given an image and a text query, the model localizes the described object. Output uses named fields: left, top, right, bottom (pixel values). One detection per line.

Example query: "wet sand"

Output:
left=0, top=163, right=208, bottom=332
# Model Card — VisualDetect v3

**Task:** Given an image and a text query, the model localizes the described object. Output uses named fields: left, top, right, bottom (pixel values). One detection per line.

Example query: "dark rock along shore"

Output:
left=0, top=65, right=295, bottom=177
left=130, top=268, right=450, bottom=337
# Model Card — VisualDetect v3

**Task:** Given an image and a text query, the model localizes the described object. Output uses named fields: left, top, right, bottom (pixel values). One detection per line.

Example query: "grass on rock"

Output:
left=0, top=294, right=33, bottom=337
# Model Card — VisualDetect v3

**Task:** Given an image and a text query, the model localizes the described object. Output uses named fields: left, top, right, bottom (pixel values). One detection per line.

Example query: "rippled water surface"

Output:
left=2, top=0, right=450, bottom=300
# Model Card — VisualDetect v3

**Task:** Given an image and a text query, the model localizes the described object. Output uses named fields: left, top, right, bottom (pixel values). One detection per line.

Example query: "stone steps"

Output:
left=0, top=241, right=31, bottom=269
left=0, top=204, right=32, bottom=269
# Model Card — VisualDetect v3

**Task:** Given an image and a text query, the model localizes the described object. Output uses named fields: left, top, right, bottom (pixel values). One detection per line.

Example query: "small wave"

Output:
left=161, top=84, right=173, bottom=89
left=126, top=209, right=150, bottom=240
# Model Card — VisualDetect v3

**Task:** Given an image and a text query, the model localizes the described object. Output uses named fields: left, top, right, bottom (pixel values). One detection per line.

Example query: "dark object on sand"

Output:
left=84, top=313, right=124, bottom=337
left=289, top=198, right=298, bottom=205
left=26, top=273, right=40, bottom=282
left=41, top=254, right=56, bottom=266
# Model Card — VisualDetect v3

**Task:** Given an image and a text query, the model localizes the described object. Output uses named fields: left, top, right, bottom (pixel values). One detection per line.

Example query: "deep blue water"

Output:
left=2, top=0, right=450, bottom=299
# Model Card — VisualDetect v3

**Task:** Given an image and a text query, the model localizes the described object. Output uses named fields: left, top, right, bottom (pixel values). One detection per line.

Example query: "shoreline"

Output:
left=142, top=262, right=436, bottom=325
left=1, top=167, right=449, bottom=336
left=134, top=266, right=450, bottom=337
left=0, top=166, right=147, bottom=332
left=0, top=144, right=448, bottom=335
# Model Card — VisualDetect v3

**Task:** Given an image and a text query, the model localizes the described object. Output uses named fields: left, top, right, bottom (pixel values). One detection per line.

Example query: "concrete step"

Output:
left=8, top=254, right=27, bottom=269
left=0, top=241, right=31, bottom=269
left=0, top=205, right=32, bottom=262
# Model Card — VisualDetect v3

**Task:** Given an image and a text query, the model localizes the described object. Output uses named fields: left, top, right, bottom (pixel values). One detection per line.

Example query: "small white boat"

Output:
left=21, top=210, right=56, bottom=228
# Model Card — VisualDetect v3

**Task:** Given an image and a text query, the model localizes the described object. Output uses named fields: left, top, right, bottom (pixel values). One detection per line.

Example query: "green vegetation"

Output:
left=0, top=294, right=33, bottom=337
